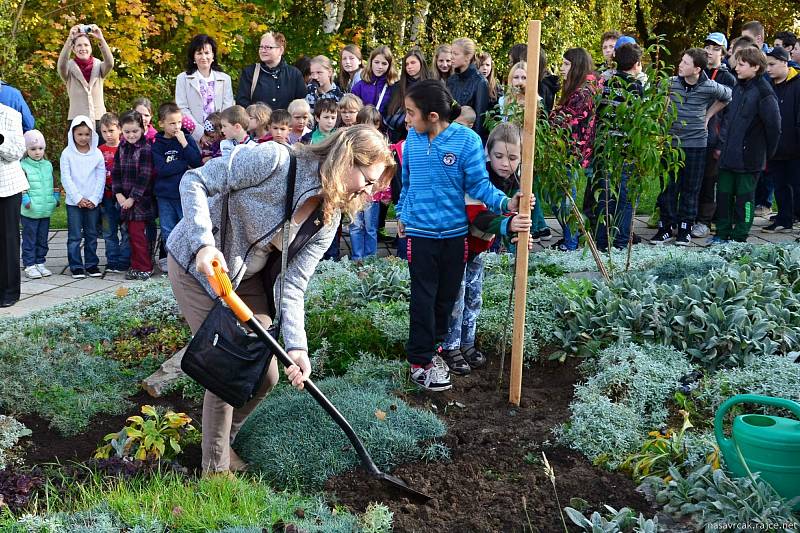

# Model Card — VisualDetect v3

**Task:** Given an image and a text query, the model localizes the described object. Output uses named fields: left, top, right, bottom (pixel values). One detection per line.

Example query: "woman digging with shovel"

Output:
left=166, top=125, right=395, bottom=477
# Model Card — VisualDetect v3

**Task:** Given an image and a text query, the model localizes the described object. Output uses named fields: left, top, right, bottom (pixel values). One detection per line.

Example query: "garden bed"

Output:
left=11, top=391, right=202, bottom=470
left=326, top=356, right=649, bottom=532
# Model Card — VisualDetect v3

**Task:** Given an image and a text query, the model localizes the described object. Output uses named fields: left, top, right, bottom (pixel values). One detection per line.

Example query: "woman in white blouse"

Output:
left=175, top=34, right=234, bottom=142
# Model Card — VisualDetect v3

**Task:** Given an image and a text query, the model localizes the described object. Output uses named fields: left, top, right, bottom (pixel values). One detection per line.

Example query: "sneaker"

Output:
left=550, top=238, right=569, bottom=251
left=674, top=223, right=691, bottom=246
left=86, top=266, right=102, bottom=277
left=125, top=269, right=140, bottom=280
left=24, top=265, right=43, bottom=279
left=674, top=230, right=691, bottom=246
left=761, top=222, right=793, bottom=234
left=105, top=266, right=125, bottom=274
left=35, top=264, right=53, bottom=277
left=754, top=205, right=772, bottom=218
left=530, top=230, right=542, bottom=244
left=440, top=348, right=471, bottom=376
left=537, top=227, right=552, bottom=241
left=71, top=268, right=86, bottom=279
left=649, top=228, right=673, bottom=245
left=691, top=223, right=710, bottom=239
left=136, top=270, right=152, bottom=281
left=708, top=236, right=729, bottom=245
left=410, top=364, right=452, bottom=391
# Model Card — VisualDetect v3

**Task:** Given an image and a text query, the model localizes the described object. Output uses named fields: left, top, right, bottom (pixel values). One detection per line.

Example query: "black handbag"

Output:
left=181, top=153, right=298, bottom=408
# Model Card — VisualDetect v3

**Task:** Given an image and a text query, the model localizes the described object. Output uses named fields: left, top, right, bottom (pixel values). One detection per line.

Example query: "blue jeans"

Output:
left=66, top=205, right=100, bottom=271
left=157, top=197, right=183, bottom=247
left=551, top=183, right=579, bottom=251
left=443, top=253, right=486, bottom=350
left=323, top=222, right=342, bottom=261
left=20, top=215, right=50, bottom=267
left=101, top=196, right=130, bottom=269
left=595, top=171, right=633, bottom=249
left=349, top=201, right=379, bottom=260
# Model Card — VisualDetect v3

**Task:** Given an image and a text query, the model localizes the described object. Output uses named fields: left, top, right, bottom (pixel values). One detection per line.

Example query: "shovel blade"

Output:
left=376, top=472, right=432, bottom=503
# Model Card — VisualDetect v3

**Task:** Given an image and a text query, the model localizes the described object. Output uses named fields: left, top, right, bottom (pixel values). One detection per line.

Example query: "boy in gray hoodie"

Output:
left=60, top=115, right=105, bottom=278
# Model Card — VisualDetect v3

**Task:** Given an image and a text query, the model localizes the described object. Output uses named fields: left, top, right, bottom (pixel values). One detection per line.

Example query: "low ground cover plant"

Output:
left=0, top=281, right=188, bottom=435
left=234, top=356, right=446, bottom=490
left=0, top=416, right=30, bottom=471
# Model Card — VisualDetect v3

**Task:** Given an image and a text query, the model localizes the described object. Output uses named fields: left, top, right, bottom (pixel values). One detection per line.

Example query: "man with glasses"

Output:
left=235, top=32, right=306, bottom=109
left=692, top=32, right=737, bottom=239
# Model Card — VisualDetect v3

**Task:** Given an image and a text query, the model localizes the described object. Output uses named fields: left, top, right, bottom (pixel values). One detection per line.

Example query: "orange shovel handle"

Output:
left=207, top=259, right=253, bottom=322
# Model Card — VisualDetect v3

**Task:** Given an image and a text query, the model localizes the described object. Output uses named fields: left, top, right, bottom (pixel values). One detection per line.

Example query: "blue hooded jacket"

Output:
left=396, top=122, right=509, bottom=238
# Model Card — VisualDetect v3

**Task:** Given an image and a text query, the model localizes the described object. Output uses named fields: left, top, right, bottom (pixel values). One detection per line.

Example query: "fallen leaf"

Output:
left=375, top=409, right=387, bottom=421
left=294, top=507, right=305, bottom=518
left=115, top=287, right=129, bottom=298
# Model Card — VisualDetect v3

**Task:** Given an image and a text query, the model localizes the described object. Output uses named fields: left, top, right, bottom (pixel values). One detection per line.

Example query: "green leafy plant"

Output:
left=646, top=464, right=800, bottom=530
left=621, top=409, right=701, bottom=482
left=95, top=405, right=197, bottom=461
left=554, top=262, right=800, bottom=370
left=564, top=505, right=659, bottom=533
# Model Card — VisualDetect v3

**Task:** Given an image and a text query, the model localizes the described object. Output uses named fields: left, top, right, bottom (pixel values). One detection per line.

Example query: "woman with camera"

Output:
left=57, top=24, right=115, bottom=133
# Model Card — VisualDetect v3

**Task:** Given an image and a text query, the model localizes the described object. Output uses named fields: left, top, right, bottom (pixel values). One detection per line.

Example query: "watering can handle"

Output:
left=714, top=394, right=800, bottom=452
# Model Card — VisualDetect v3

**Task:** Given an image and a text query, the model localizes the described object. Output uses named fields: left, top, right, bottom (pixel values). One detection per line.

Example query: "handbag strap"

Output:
left=250, top=63, right=261, bottom=100
left=274, top=153, right=297, bottom=327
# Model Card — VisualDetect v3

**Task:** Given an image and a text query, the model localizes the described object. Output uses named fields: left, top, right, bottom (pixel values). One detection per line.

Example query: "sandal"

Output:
left=461, top=346, right=487, bottom=369
left=440, top=349, right=471, bottom=376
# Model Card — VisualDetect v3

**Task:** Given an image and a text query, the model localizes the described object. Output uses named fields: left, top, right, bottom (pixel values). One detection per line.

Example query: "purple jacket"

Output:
left=351, top=75, right=393, bottom=117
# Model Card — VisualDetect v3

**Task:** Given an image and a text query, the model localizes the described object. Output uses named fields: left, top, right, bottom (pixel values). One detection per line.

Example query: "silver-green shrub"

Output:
left=0, top=415, right=30, bottom=470
left=556, top=343, right=692, bottom=468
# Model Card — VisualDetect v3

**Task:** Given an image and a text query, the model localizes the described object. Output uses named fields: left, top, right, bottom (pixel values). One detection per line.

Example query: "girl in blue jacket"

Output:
left=397, top=80, right=523, bottom=391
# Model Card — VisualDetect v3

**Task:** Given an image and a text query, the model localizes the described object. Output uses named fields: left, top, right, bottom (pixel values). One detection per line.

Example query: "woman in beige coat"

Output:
left=57, top=25, right=114, bottom=132
left=175, top=34, right=234, bottom=142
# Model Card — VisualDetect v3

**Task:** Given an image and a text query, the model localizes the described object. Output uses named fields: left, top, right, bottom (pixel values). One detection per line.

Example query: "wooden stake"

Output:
left=509, top=20, right=541, bottom=406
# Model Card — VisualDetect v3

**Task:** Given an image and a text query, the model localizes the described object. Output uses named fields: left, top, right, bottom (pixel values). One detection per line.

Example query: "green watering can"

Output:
left=714, top=394, right=800, bottom=507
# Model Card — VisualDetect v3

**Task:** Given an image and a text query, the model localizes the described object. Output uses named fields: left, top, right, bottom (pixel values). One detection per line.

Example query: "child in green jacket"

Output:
left=21, top=129, right=59, bottom=278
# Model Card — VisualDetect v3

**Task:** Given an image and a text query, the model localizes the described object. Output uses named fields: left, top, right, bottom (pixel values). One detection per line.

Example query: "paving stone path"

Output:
left=4, top=216, right=795, bottom=318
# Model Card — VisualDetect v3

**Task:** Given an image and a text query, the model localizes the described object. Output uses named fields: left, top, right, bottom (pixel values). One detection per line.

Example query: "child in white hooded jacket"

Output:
left=60, top=115, right=105, bottom=278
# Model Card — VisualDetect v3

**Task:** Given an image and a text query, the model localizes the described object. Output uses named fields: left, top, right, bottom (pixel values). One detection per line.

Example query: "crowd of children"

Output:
left=9, top=22, right=800, bottom=390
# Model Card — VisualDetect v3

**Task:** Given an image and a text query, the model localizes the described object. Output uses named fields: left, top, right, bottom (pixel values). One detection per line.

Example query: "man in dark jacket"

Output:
left=235, top=32, right=306, bottom=109
left=715, top=46, right=781, bottom=242
left=761, top=47, right=800, bottom=233
left=693, top=32, right=737, bottom=239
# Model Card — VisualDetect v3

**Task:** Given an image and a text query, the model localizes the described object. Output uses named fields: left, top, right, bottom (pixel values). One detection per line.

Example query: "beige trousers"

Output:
left=167, top=254, right=279, bottom=473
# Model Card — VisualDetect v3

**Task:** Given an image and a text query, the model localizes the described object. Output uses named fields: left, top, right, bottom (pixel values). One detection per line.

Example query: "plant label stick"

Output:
left=510, top=20, right=541, bottom=406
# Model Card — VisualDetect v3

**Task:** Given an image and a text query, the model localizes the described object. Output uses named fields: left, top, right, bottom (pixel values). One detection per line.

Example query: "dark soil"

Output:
left=14, top=391, right=202, bottom=471
left=325, top=357, right=650, bottom=533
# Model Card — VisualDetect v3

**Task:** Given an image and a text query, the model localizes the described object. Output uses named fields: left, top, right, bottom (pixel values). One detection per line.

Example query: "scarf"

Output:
left=73, top=56, right=94, bottom=83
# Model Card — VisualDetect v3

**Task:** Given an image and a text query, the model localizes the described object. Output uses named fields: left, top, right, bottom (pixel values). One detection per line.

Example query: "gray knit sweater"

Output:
left=668, top=71, right=732, bottom=148
left=166, top=142, right=339, bottom=352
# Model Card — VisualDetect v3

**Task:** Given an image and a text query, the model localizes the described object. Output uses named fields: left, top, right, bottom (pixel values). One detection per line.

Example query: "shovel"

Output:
left=206, top=260, right=432, bottom=503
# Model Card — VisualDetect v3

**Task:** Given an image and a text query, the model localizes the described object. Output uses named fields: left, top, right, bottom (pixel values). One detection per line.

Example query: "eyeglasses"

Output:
left=259, top=45, right=281, bottom=51
left=349, top=166, right=378, bottom=200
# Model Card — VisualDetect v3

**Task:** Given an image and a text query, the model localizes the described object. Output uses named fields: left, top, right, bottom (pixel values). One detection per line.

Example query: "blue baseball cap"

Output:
left=705, top=32, right=728, bottom=49
left=615, top=35, right=637, bottom=49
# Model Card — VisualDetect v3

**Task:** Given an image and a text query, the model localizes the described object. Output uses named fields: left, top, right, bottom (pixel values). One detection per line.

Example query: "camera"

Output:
left=82, top=25, right=93, bottom=34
